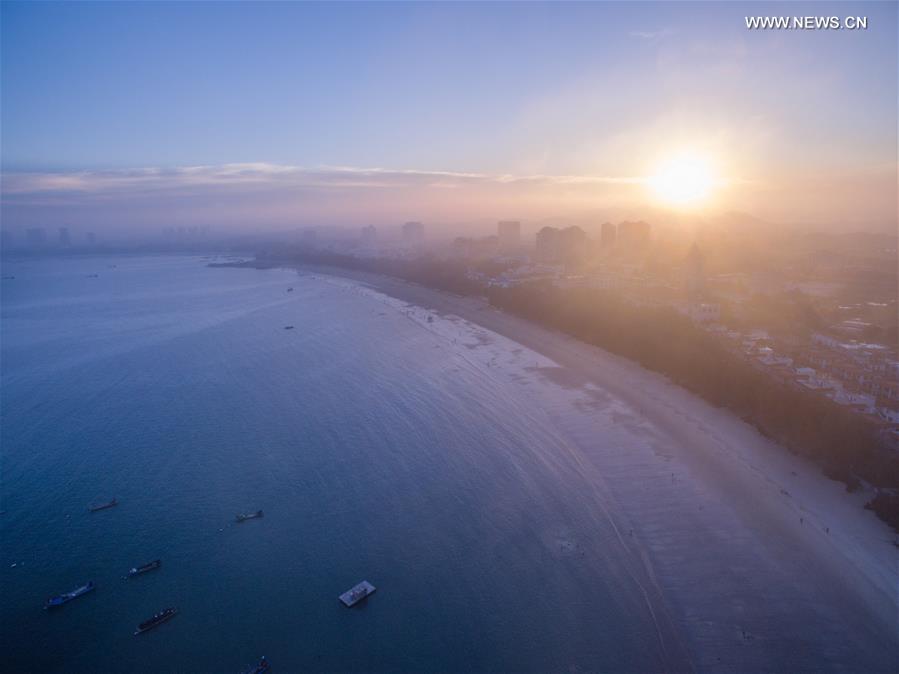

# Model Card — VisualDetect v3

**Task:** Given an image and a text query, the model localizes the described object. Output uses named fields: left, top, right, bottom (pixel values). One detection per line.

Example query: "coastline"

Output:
left=289, top=261, right=898, bottom=652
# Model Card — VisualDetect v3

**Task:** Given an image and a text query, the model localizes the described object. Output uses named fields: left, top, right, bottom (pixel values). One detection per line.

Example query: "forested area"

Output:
left=488, top=283, right=899, bottom=531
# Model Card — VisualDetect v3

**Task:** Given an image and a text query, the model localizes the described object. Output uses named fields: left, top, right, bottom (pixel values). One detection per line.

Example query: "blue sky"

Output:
left=2, top=1, right=896, bottom=233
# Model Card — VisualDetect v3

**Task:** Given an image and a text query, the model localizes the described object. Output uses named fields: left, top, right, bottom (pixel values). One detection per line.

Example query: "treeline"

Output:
left=487, top=283, right=899, bottom=531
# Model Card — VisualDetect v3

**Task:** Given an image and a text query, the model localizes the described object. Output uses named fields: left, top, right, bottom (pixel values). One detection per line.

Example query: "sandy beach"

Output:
left=298, top=263, right=898, bottom=672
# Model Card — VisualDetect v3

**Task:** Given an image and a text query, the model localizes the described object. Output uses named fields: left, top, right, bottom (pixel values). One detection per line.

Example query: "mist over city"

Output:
left=1, top=2, right=897, bottom=673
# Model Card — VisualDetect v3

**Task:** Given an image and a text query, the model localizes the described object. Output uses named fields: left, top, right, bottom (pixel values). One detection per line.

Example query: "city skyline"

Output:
left=1, top=1, right=896, bottom=235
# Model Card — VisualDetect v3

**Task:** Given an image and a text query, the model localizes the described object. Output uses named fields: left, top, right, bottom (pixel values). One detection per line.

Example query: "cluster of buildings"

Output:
left=2, top=226, right=97, bottom=251
left=704, top=326, right=899, bottom=444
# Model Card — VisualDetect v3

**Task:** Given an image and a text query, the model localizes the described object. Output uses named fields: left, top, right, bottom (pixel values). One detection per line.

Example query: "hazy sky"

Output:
left=2, top=1, right=896, bottom=236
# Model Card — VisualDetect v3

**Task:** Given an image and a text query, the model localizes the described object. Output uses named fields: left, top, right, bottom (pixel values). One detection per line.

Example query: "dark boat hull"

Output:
left=127, top=560, right=162, bottom=578
left=134, top=608, right=178, bottom=635
left=89, top=499, right=117, bottom=512
left=235, top=510, right=264, bottom=522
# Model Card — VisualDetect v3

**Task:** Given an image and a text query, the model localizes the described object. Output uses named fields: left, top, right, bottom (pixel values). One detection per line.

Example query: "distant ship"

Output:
left=241, top=656, right=271, bottom=674
left=45, top=581, right=95, bottom=609
left=236, top=510, right=263, bottom=523
left=284, top=325, right=295, bottom=330
left=89, top=498, right=117, bottom=512
left=134, top=607, right=178, bottom=635
left=126, top=559, right=161, bottom=578
left=287, top=287, right=294, bottom=292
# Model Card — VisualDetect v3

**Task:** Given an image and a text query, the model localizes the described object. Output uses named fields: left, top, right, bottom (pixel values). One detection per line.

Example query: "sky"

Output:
left=1, top=1, right=896, bottom=238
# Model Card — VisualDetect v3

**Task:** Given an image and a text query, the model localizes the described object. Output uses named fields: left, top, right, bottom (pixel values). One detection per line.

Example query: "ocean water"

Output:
left=0, top=255, right=674, bottom=673
left=1, top=255, right=894, bottom=674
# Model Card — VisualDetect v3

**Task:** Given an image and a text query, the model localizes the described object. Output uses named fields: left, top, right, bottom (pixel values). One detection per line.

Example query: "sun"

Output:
left=647, top=153, right=717, bottom=207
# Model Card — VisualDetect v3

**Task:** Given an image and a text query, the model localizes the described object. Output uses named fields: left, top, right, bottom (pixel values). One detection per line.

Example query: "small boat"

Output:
left=126, top=559, right=161, bottom=578
left=339, top=580, right=376, bottom=607
left=287, top=287, right=294, bottom=292
left=45, top=581, right=95, bottom=609
left=89, top=498, right=117, bottom=512
left=284, top=325, right=295, bottom=330
left=242, top=656, right=271, bottom=674
left=134, top=607, right=178, bottom=635
left=236, top=510, right=264, bottom=523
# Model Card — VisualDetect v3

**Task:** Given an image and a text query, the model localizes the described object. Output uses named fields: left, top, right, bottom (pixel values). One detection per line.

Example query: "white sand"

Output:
left=305, top=266, right=898, bottom=671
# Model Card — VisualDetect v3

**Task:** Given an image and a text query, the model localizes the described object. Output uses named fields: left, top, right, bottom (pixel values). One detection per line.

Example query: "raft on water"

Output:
left=339, top=580, right=376, bottom=607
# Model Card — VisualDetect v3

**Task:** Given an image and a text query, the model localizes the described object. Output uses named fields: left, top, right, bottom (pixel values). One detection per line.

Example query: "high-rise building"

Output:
left=1, top=230, right=14, bottom=252
left=617, top=221, right=651, bottom=249
left=600, top=222, right=617, bottom=247
left=360, top=225, right=377, bottom=245
left=497, top=221, right=521, bottom=250
left=58, top=227, right=72, bottom=248
left=684, top=243, right=705, bottom=301
left=535, top=226, right=560, bottom=262
left=86, top=232, right=97, bottom=245
left=402, top=221, right=424, bottom=245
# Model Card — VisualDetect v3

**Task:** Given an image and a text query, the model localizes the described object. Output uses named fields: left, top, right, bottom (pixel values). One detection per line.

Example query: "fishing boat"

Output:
left=241, top=656, right=271, bottom=674
left=45, top=581, right=95, bottom=609
left=133, top=607, right=178, bottom=635
left=88, top=498, right=117, bottom=512
left=126, top=559, right=161, bottom=578
left=339, top=580, right=376, bottom=607
left=236, top=510, right=264, bottom=523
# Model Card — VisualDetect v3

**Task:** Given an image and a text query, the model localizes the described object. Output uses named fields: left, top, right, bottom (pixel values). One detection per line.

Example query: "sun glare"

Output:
left=648, top=153, right=717, bottom=207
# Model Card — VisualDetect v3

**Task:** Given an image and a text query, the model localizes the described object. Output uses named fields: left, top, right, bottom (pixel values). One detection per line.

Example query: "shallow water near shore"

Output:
left=1, top=255, right=895, bottom=673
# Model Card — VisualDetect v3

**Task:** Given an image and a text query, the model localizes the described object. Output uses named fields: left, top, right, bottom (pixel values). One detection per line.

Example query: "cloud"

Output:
left=1, top=163, right=645, bottom=200
left=0, top=162, right=655, bottom=234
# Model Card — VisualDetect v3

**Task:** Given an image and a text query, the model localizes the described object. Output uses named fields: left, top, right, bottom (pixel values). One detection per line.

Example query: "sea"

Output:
left=0, top=254, right=893, bottom=673
left=0, top=254, right=676, bottom=673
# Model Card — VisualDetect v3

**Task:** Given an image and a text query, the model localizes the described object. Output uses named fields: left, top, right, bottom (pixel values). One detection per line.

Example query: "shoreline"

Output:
left=208, top=257, right=898, bottom=666
left=289, top=262, right=898, bottom=640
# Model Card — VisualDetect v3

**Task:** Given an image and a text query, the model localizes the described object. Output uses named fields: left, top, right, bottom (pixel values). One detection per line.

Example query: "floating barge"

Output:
left=339, top=581, right=376, bottom=607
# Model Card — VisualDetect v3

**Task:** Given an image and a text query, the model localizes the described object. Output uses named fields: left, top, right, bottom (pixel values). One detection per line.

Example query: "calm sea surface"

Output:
left=1, top=255, right=672, bottom=673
